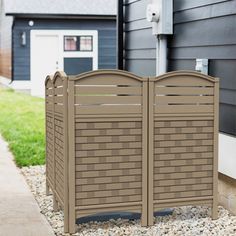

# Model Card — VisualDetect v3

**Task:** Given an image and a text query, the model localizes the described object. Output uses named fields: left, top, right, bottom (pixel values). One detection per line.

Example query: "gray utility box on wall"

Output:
left=146, top=0, right=173, bottom=35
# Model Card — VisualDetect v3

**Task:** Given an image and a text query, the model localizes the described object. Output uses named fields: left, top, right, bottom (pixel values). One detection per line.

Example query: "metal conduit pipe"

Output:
left=156, top=35, right=168, bottom=76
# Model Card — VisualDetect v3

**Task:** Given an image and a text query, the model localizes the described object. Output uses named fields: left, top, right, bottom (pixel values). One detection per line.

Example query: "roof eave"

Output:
left=5, top=13, right=116, bottom=20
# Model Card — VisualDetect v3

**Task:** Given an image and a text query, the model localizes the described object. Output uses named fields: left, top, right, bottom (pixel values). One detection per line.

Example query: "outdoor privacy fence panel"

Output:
left=69, top=71, right=148, bottom=231
left=45, top=72, right=69, bottom=232
left=148, top=71, right=219, bottom=225
left=45, top=70, right=219, bottom=234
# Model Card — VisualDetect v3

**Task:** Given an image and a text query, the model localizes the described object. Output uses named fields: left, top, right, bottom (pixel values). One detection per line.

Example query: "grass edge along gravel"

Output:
left=0, top=87, right=45, bottom=167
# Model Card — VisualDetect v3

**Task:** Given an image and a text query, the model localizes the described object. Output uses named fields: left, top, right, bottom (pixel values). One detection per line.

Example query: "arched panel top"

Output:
left=72, top=70, right=146, bottom=116
left=151, top=71, right=218, bottom=115
left=45, top=75, right=53, bottom=87
left=52, top=71, right=68, bottom=86
left=150, top=71, right=219, bottom=86
left=69, top=69, right=147, bottom=85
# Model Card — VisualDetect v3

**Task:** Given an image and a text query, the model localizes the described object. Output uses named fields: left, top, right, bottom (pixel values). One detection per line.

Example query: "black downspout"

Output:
left=117, top=0, right=124, bottom=70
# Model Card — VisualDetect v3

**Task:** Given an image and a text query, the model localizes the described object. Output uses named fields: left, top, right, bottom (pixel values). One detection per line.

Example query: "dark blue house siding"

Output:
left=168, top=0, right=236, bottom=136
left=13, top=18, right=116, bottom=81
left=122, top=0, right=236, bottom=136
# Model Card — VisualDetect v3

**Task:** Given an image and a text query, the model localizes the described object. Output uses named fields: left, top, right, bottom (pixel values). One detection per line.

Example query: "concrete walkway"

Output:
left=0, top=136, right=55, bottom=236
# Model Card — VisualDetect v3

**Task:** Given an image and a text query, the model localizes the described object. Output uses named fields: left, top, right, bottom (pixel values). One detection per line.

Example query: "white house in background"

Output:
left=0, top=0, right=117, bottom=97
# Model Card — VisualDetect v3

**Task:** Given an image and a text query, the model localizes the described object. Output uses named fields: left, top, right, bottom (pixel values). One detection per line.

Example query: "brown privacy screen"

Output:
left=45, top=70, right=219, bottom=234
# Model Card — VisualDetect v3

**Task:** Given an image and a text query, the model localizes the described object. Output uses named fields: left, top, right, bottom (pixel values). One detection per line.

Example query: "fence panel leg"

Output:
left=46, top=181, right=50, bottom=196
left=212, top=201, right=218, bottom=220
left=64, top=212, right=69, bottom=233
left=53, top=195, right=59, bottom=212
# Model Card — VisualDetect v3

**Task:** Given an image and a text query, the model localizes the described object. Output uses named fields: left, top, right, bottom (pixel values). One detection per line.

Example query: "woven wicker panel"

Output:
left=148, top=71, right=219, bottom=225
left=154, top=119, right=214, bottom=200
left=75, top=120, right=142, bottom=206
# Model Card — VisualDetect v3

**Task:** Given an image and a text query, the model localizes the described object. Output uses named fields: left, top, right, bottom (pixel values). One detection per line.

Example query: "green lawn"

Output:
left=0, top=87, right=45, bottom=167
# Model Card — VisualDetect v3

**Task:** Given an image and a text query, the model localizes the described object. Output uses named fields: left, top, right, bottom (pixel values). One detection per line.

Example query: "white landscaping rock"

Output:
left=21, top=165, right=236, bottom=236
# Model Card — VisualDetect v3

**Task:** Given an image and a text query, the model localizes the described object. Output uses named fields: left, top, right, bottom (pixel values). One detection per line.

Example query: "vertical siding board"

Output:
left=122, top=0, right=156, bottom=76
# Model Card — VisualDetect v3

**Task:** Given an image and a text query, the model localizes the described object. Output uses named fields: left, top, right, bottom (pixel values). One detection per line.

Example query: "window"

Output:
left=80, top=36, right=93, bottom=51
left=64, top=36, right=93, bottom=52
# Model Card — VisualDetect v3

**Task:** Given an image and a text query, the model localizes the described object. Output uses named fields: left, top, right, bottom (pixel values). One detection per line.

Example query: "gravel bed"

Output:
left=21, top=165, right=236, bottom=236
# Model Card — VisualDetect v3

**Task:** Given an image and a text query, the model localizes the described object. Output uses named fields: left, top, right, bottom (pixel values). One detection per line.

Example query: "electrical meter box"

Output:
left=195, top=59, right=209, bottom=75
left=146, top=0, right=173, bottom=35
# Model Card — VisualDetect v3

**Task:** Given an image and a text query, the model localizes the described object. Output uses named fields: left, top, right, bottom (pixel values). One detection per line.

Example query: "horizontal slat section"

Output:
left=76, top=168, right=141, bottom=178
left=155, top=139, right=213, bottom=148
left=155, top=120, right=213, bottom=128
left=76, top=188, right=141, bottom=199
left=46, top=103, right=53, bottom=111
left=155, top=177, right=213, bottom=187
left=75, top=96, right=142, bottom=105
left=46, top=88, right=53, bottom=95
left=156, top=95, right=214, bottom=104
left=76, top=148, right=142, bottom=158
left=55, top=104, right=63, bottom=113
left=154, top=146, right=213, bottom=154
left=155, top=105, right=213, bottom=114
left=54, top=87, right=63, bottom=95
left=155, top=164, right=213, bottom=174
left=155, top=87, right=214, bottom=95
left=76, top=162, right=141, bottom=171
left=154, top=183, right=212, bottom=193
left=76, top=128, right=142, bottom=136
left=54, top=96, right=63, bottom=104
left=76, top=182, right=141, bottom=192
left=76, top=121, right=142, bottom=129
left=76, top=195, right=141, bottom=206
left=155, top=158, right=212, bottom=167
left=155, top=126, right=213, bottom=134
left=75, top=105, right=141, bottom=115
left=75, top=86, right=142, bottom=95
left=155, top=170, right=212, bottom=180
left=154, top=200, right=213, bottom=210
left=154, top=152, right=213, bottom=161
left=76, top=155, right=142, bottom=164
left=76, top=141, right=141, bottom=151
left=76, top=135, right=141, bottom=144
left=155, top=190, right=213, bottom=200
left=76, top=175, right=142, bottom=185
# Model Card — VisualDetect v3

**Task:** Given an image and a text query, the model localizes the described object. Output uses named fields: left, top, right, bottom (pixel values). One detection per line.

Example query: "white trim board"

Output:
left=0, top=76, right=31, bottom=90
left=219, top=133, right=236, bottom=179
